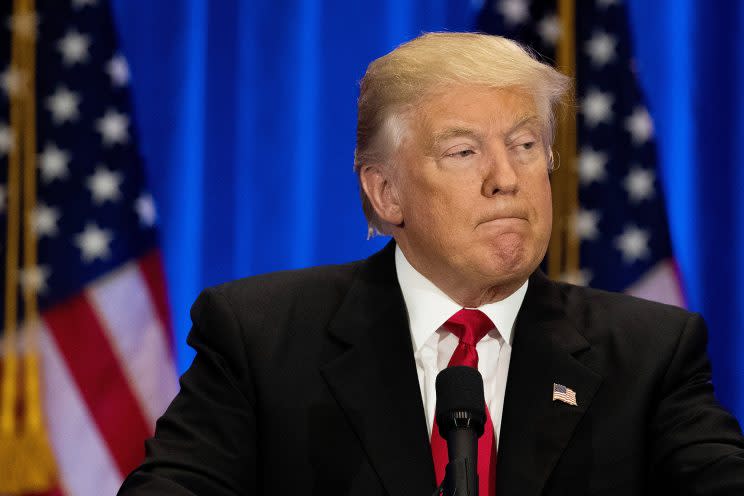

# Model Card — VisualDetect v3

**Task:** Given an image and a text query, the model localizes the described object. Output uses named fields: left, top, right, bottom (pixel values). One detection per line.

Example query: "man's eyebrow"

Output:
left=430, top=127, right=484, bottom=148
left=505, top=115, right=541, bottom=137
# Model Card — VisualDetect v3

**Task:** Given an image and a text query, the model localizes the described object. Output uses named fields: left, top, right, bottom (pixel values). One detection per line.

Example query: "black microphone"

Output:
left=434, top=366, right=486, bottom=496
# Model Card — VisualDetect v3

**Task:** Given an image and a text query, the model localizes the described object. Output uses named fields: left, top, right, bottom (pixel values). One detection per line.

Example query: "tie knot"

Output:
left=444, top=309, right=494, bottom=347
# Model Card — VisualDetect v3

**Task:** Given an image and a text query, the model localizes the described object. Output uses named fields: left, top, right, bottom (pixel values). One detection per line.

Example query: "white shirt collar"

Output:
left=395, top=244, right=528, bottom=353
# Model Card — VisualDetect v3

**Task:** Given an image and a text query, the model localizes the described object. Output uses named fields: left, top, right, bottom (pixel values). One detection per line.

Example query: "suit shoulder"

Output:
left=547, top=281, right=711, bottom=387
left=190, top=244, right=396, bottom=349
left=552, top=280, right=701, bottom=349
left=206, top=259, right=362, bottom=310
left=558, top=280, right=693, bottom=323
left=190, top=259, right=368, bottom=338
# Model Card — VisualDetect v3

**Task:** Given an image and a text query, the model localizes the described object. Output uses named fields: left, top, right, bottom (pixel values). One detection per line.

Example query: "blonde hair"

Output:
left=353, top=32, right=572, bottom=235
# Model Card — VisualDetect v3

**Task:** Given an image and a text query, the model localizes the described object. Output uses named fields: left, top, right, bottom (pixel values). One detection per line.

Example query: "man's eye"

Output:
left=447, top=149, right=475, bottom=158
left=519, top=141, right=535, bottom=151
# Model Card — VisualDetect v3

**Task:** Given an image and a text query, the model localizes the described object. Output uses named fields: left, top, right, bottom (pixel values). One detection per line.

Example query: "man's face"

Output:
left=390, top=85, right=553, bottom=299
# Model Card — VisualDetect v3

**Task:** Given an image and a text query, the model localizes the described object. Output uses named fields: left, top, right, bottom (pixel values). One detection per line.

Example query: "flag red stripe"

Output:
left=138, top=250, right=175, bottom=352
left=43, top=294, right=152, bottom=477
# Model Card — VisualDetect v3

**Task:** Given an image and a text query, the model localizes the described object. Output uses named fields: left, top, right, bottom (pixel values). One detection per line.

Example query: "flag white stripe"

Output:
left=626, top=259, right=685, bottom=307
left=39, top=325, right=123, bottom=495
left=87, top=262, right=179, bottom=427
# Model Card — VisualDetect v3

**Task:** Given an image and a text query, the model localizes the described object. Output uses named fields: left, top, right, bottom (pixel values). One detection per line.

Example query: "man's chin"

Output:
left=477, top=248, right=539, bottom=285
left=487, top=235, right=531, bottom=264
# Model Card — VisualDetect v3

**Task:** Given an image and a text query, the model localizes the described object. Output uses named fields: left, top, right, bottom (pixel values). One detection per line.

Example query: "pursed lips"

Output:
left=477, top=212, right=529, bottom=224
left=474, top=212, right=530, bottom=232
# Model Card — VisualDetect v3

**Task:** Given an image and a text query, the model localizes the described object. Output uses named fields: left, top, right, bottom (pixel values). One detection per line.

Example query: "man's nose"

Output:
left=481, top=148, right=518, bottom=196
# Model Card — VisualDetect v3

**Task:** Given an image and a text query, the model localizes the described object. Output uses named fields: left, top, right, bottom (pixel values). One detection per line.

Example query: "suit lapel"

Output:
left=497, top=271, right=603, bottom=496
left=319, top=246, right=603, bottom=496
left=320, top=243, right=436, bottom=496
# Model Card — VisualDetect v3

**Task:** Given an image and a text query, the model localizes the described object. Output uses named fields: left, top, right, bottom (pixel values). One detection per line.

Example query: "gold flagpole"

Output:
left=1, top=0, right=57, bottom=492
left=549, top=0, right=579, bottom=279
left=1, top=0, right=25, bottom=488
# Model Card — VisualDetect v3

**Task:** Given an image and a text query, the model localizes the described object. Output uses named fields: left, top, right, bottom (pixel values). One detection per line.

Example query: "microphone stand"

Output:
left=431, top=366, right=485, bottom=496
left=431, top=422, right=479, bottom=496
left=432, top=456, right=478, bottom=496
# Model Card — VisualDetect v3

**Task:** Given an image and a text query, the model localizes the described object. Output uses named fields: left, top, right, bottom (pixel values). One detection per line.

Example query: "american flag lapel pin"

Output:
left=552, top=383, right=578, bottom=406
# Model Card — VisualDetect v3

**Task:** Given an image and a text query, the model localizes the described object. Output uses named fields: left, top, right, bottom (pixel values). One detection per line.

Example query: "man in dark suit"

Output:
left=119, top=33, right=744, bottom=495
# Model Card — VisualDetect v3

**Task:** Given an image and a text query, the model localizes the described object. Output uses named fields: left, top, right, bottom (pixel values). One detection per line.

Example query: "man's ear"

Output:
left=359, top=164, right=404, bottom=226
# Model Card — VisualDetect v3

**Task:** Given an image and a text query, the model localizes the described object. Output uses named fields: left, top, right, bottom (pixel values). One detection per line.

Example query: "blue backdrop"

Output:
left=109, top=1, right=744, bottom=422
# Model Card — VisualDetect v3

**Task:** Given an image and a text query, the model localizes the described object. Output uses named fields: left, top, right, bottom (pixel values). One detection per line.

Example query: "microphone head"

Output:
left=435, top=366, right=487, bottom=438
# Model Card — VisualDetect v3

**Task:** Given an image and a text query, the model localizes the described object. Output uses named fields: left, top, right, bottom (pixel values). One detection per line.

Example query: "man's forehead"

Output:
left=417, top=85, right=538, bottom=123
left=421, top=83, right=535, bottom=107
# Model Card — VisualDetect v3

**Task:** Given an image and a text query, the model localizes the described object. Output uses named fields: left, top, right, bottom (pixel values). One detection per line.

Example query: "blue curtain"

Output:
left=108, top=0, right=478, bottom=373
left=626, top=1, right=744, bottom=418
left=110, top=0, right=744, bottom=421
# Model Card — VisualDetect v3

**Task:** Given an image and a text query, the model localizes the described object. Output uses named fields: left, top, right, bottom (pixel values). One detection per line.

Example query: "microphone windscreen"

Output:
left=435, top=366, right=486, bottom=427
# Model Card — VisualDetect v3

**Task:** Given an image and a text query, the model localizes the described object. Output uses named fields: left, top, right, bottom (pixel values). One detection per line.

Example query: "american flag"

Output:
left=478, top=0, right=685, bottom=306
left=552, top=383, right=578, bottom=406
left=0, top=1, right=178, bottom=494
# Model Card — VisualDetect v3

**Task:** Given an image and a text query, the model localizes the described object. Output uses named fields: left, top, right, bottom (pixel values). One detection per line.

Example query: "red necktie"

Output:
left=430, top=309, right=497, bottom=496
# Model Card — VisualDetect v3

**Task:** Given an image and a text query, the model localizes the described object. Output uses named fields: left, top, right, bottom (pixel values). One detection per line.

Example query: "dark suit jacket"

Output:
left=119, top=243, right=744, bottom=495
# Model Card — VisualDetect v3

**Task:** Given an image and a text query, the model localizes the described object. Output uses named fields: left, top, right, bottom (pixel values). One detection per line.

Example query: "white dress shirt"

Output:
left=395, top=246, right=528, bottom=447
